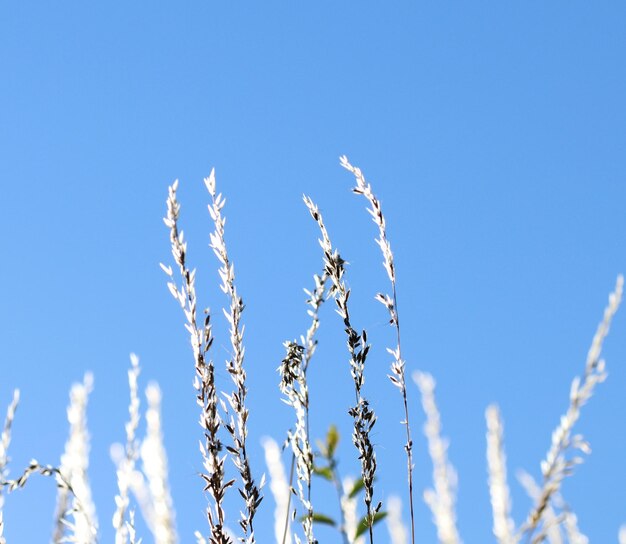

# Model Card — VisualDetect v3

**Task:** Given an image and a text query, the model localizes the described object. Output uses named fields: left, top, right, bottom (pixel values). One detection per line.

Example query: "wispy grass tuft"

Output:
left=1, top=160, right=624, bottom=544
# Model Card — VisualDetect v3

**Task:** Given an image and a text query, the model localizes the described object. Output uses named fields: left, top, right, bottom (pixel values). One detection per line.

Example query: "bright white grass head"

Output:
left=413, top=371, right=461, bottom=544
left=54, top=373, right=98, bottom=543
left=385, top=495, right=408, bottom=544
left=485, top=405, right=515, bottom=544
left=339, top=155, right=395, bottom=284
left=261, top=437, right=291, bottom=544
left=524, top=275, right=623, bottom=536
left=141, top=382, right=177, bottom=544
left=619, top=526, right=626, bottom=544
left=114, top=354, right=142, bottom=544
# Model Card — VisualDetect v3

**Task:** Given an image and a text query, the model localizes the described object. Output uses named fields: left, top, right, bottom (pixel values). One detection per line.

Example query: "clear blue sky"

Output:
left=2, top=2, right=626, bottom=542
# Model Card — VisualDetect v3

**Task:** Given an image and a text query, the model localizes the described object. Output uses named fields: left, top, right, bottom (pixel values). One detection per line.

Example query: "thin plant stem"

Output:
left=2, top=460, right=97, bottom=542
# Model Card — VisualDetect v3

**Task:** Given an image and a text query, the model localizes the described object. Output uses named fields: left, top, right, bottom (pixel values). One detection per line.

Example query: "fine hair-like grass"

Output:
left=0, top=159, right=623, bottom=544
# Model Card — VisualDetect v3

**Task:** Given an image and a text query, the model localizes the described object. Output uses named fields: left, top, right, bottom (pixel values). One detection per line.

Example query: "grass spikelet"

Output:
left=277, top=272, right=327, bottom=544
left=521, top=275, right=623, bottom=540
left=206, top=169, right=262, bottom=542
left=3, top=459, right=95, bottom=538
left=163, top=178, right=232, bottom=544
left=278, top=341, right=315, bottom=543
left=304, top=195, right=380, bottom=544
left=341, top=155, right=416, bottom=544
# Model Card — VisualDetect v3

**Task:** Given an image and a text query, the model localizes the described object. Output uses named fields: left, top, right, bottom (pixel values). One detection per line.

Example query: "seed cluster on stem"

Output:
left=340, top=155, right=416, bottom=544
left=304, top=195, right=380, bottom=544
left=520, top=275, right=623, bottom=542
left=277, top=271, right=327, bottom=544
left=163, top=179, right=232, bottom=544
left=206, top=170, right=262, bottom=543
left=278, top=341, right=315, bottom=544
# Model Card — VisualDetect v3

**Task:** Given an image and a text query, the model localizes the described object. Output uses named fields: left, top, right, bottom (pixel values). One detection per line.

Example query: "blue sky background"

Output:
left=2, top=2, right=626, bottom=542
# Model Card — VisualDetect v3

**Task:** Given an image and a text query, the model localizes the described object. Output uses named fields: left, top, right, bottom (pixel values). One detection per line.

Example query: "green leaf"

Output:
left=326, top=424, right=340, bottom=458
left=355, top=511, right=388, bottom=538
left=372, top=511, right=387, bottom=526
left=348, top=478, right=365, bottom=499
left=313, top=465, right=333, bottom=481
left=311, top=513, right=336, bottom=526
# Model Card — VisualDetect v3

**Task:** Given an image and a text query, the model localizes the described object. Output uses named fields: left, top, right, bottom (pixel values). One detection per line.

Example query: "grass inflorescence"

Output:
left=0, top=159, right=623, bottom=544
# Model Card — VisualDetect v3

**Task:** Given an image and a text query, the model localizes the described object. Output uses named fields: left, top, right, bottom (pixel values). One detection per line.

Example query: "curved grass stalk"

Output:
left=520, top=275, right=623, bottom=542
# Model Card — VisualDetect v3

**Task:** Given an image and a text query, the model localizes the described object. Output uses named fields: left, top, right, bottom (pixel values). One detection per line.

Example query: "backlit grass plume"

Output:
left=341, top=156, right=416, bottom=544
left=206, top=169, right=263, bottom=543
left=304, top=195, right=380, bottom=544
left=163, top=178, right=233, bottom=544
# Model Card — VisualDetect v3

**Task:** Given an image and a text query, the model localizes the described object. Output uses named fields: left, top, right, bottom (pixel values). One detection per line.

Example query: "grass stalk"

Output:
left=520, top=275, right=623, bottom=541
left=206, top=169, right=262, bottom=542
left=278, top=271, right=327, bottom=544
left=163, top=178, right=233, bottom=544
left=304, top=195, right=380, bottom=544
left=341, top=155, right=416, bottom=544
